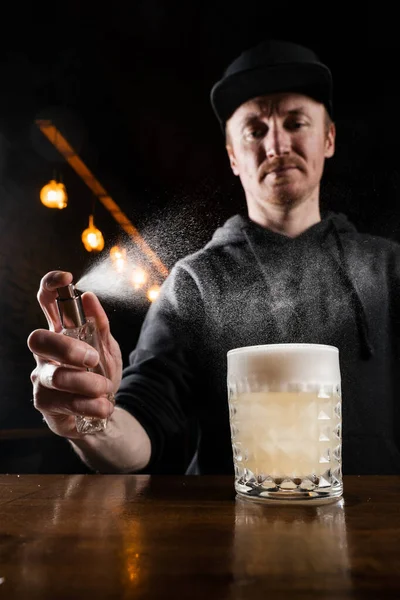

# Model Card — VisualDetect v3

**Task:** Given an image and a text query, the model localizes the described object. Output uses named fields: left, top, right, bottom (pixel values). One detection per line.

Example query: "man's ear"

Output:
left=325, top=121, right=336, bottom=158
left=226, top=144, right=240, bottom=176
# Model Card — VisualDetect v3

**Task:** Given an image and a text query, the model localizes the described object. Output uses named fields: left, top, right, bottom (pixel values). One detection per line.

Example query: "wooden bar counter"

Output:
left=0, top=474, right=399, bottom=598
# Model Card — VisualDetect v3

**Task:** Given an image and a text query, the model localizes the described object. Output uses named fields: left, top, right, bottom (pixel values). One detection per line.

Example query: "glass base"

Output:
left=235, top=482, right=343, bottom=505
left=75, top=416, right=107, bottom=435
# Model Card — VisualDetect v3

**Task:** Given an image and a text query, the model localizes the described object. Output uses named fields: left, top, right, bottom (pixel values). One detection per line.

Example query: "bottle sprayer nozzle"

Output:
left=56, top=283, right=86, bottom=329
left=56, top=284, right=78, bottom=300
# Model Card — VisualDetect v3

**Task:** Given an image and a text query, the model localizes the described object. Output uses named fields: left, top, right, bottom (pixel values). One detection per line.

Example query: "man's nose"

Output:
left=265, top=124, right=291, bottom=158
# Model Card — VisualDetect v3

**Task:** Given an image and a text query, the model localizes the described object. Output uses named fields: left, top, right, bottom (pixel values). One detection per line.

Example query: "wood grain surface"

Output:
left=0, top=475, right=399, bottom=599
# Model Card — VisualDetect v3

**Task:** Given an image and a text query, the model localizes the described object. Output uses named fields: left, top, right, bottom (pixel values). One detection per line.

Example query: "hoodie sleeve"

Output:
left=115, top=263, right=204, bottom=474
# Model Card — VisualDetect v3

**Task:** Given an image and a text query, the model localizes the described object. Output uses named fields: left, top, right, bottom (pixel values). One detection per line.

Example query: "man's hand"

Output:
left=28, top=271, right=123, bottom=439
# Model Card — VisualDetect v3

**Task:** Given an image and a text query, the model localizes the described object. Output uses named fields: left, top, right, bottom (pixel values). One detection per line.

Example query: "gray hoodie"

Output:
left=117, top=212, right=400, bottom=475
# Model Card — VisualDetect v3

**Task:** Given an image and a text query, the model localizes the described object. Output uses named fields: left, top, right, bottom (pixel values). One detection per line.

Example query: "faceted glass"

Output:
left=227, top=344, right=342, bottom=504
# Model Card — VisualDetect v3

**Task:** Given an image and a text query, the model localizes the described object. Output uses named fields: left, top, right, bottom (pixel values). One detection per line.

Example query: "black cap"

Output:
left=210, top=40, right=333, bottom=129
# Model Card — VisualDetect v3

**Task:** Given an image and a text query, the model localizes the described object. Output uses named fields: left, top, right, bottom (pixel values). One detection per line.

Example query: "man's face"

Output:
left=225, top=93, right=335, bottom=211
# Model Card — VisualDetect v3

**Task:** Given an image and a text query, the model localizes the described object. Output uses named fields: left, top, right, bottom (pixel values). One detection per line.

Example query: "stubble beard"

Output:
left=261, top=179, right=304, bottom=208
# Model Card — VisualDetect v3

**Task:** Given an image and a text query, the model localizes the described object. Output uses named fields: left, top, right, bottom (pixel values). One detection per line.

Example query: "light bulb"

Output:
left=131, top=268, right=147, bottom=289
left=147, top=285, right=160, bottom=302
left=110, top=246, right=126, bottom=261
left=110, top=246, right=127, bottom=271
left=115, top=258, right=126, bottom=273
left=40, top=180, right=68, bottom=209
left=81, top=215, right=104, bottom=252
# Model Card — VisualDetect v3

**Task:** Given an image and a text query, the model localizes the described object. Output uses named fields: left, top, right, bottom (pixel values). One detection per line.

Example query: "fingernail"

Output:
left=83, top=348, right=99, bottom=367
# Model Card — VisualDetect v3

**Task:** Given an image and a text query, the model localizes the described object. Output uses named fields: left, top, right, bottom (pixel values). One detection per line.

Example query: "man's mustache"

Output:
left=259, top=159, right=301, bottom=180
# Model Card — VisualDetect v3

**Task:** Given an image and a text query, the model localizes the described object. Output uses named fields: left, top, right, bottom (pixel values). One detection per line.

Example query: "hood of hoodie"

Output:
left=205, top=212, right=357, bottom=249
left=204, top=212, right=373, bottom=360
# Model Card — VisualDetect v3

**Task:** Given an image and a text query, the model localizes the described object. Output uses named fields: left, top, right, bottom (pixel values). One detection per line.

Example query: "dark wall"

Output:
left=0, top=1, right=399, bottom=472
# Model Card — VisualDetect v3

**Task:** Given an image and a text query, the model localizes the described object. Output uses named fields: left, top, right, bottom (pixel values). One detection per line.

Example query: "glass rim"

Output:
left=227, top=343, right=339, bottom=356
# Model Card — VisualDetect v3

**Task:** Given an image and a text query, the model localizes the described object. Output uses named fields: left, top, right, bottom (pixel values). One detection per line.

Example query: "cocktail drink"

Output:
left=227, top=344, right=342, bottom=503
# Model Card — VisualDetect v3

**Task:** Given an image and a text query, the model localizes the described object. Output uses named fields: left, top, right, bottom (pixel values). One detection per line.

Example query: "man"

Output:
left=28, top=40, right=400, bottom=475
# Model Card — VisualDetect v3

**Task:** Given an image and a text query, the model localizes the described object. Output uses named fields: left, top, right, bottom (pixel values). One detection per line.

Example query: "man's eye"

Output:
left=287, top=121, right=306, bottom=130
left=245, top=129, right=265, bottom=140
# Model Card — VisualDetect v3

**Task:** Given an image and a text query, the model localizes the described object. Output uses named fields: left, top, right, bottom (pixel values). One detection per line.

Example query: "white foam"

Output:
left=228, top=344, right=341, bottom=386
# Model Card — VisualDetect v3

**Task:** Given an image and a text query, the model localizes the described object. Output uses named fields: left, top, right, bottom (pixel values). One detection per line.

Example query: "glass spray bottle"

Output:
left=56, top=283, right=110, bottom=434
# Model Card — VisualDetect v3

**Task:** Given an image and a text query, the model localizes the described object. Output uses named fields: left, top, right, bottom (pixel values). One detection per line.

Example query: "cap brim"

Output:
left=210, top=62, right=333, bottom=127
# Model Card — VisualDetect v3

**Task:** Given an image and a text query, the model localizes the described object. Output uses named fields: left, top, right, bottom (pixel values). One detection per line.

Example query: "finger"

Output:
left=37, top=362, right=59, bottom=390
left=39, top=365, right=113, bottom=398
left=69, top=397, right=114, bottom=419
left=28, top=329, right=99, bottom=369
left=81, top=292, right=110, bottom=338
left=37, top=271, right=73, bottom=332
left=34, top=387, right=114, bottom=420
left=30, top=355, right=59, bottom=388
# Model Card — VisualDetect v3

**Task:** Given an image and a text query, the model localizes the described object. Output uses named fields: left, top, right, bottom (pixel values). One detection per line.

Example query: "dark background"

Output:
left=0, top=2, right=398, bottom=471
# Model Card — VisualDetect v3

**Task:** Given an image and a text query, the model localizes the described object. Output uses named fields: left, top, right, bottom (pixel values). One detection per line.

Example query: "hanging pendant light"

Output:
left=40, top=179, right=68, bottom=209
left=131, top=267, right=147, bottom=289
left=81, top=215, right=104, bottom=252
left=147, top=284, right=161, bottom=302
left=110, top=245, right=127, bottom=273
